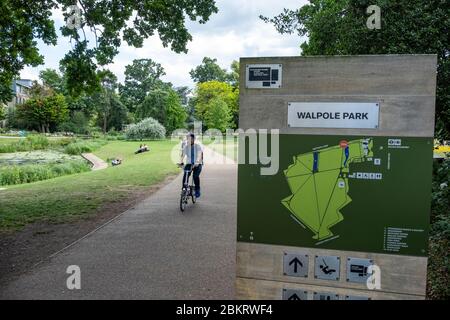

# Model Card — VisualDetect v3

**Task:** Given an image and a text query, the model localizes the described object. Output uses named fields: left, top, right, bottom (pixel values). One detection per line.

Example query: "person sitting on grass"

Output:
left=135, top=144, right=150, bottom=154
left=135, top=144, right=143, bottom=154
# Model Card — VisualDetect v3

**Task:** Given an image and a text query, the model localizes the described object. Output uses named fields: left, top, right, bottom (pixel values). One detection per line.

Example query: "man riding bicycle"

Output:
left=179, top=133, right=203, bottom=198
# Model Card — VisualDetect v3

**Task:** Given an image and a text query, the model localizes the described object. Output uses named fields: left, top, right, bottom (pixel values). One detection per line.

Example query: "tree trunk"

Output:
left=103, top=115, right=107, bottom=134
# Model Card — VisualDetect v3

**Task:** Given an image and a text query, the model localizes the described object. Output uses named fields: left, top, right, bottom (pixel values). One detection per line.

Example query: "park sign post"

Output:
left=237, top=55, right=437, bottom=300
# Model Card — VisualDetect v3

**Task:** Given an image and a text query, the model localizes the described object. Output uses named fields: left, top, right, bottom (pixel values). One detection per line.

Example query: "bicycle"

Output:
left=178, top=163, right=197, bottom=212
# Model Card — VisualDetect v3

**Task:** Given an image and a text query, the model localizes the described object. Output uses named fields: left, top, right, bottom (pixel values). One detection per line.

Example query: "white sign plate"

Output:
left=288, top=102, right=380, bottom=129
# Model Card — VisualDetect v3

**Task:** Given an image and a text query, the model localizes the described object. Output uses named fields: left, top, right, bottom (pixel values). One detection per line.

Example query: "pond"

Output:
left=0, top=150, right=84, bottom=166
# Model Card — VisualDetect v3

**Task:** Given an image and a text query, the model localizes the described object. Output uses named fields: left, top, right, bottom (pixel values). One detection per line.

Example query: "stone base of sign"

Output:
left=236, top=242, right=427, bottom=299
left=236, top=277, right=423, bottom=300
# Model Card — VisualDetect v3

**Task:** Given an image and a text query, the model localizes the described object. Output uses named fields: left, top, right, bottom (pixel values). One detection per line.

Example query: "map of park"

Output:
left=282, top=138, right=374, bottom=241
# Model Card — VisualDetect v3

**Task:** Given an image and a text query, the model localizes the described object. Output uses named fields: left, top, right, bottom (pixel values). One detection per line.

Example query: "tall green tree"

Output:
left=228, top=60, right=240, bottom=88
left=165, top=90, right=188, bottom=133
left=190, top=57, right=229, bottom=83
left=0, top=1, right=56, bottom=104
left=119, top=59, right=166, bottom=113
left=175, top=86, right=192, bottom=106
left=204, top=97, right=231, bottom=132
left=58, top=110, right=89, bottom=134
left=0, top=0, right=218, bottom=102
left=94, top=70, right=122, bottom=133
left=137, top=88, right=168, bottom=124
left=39, top=69, right=64, bottom=94
left=39, top=68, right=95, bottom=117
left=0, top=104, right=5, bottom=121
left=16, top=84, right=68, bottom=133
left=95, top=94, right=128, bottom=132
left=59, top=41, right=101, bottom=97
left=261, top=0, right=449, bottom=138
left=193, top=81, right=239, bottom=128
left=136, top=87, right=187, bottom=133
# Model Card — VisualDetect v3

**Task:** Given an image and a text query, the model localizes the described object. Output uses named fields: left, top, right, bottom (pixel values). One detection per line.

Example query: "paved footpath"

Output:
left=0, top=148, right=237, bottom=299
left=81, top=153, right=108, bottom=170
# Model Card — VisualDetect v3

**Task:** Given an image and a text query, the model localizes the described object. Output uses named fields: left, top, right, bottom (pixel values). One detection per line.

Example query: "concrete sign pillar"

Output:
left=236, top=55, right=437, bottom=300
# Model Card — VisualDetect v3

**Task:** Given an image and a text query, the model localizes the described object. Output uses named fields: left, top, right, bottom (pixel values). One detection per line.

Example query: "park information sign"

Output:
left=288, top=102, right=380, bottom=129
left=237, top=55, right=437, bottom=300
left=238, top=135, right=432, bottom=256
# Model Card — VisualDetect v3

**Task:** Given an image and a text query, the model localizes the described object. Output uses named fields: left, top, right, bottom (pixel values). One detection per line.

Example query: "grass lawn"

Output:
left=0, top=140, right=179, bottom=232
left=0, top=137, right=21, bottom=145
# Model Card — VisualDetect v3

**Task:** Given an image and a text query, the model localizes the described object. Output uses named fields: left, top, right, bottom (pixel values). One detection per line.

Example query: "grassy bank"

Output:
left=0, top=160, right=90, bottom=186
left=0, top=135, right=107, bottom=155
left=0, top=140, right=178, bottom=232
left=0, top=135, right=51, bottom=153
left=0, top=137, right=21, bottom=145
left=64, top=140, right=107, bottom=155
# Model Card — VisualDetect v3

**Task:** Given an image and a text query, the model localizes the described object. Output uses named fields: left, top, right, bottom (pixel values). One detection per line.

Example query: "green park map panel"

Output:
left=237, top=135, right=433, bottom=256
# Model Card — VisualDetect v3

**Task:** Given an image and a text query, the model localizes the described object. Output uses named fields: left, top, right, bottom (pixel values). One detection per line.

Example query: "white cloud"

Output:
left=21, top=0, right=308, bottom=88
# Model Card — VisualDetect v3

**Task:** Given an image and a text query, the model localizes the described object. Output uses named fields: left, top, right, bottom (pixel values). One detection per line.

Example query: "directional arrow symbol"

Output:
left=288, top=293, right=301, bottom=300
left=289, top=257, right=303, bottom=273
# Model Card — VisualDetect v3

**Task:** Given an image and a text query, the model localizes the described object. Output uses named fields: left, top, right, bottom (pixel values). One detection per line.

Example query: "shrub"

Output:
left=0, top=160, right=91, bottom=186
left=57, top=111, right=89, bottom=134
left=64, top=140, right=107, bottom=155
left=124, top=117, right=166, bottom=140
left=0, top=135, right=50, bottom=153
left=104, top=129, right=125, bottom=141
left=25, top=135, right=49, bottom=149
left=427, top=158, right=450, bottom=300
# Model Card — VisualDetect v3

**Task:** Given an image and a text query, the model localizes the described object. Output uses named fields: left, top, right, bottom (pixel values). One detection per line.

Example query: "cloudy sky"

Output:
left=20, top=0, right=308, bottom=88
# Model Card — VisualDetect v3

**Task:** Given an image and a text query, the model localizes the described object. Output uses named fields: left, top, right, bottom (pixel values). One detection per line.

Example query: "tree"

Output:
left=59, top=41, right=101, bottom=97
left=58, top=111, right=89, bottom=134
left=137, top=88, right=168, bottom=124
left=17, top=91, right=68, bottom=133
left=96, top=94, right=128, bottom=132
left=174, top=86, right=192, bottom=106
left=0, top=1, right=57, bottom=104
left=175, top=86, right=196, bottom=129
left=119, top=59, right=166, bottom=113
left=261, top=0, right=450, bottom=138
left=204, top=97, right=231, bottom=132
left=0, top=0, right=218, bottom=102
left=95, top=70, right=119, bottom=133
left=39, top=68, right=96, bottom=118
left=39, top=68, right=64, bottom=93
left=228, top=60, right=240, bottom=88
left=0, top=104, right=5, bottom=121
left=167, top=90, right=188, bottom=133
left=136, top=87, right=187, bottom=133
left=190, top=57, right=229, bottom=83
left=193, top=81, right=239, bottom=128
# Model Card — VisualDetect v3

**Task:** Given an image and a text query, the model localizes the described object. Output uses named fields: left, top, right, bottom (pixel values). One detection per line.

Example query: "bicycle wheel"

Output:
left=180, top=190, right=187, bottom=212
left=191, top=187, right=196, bottom=204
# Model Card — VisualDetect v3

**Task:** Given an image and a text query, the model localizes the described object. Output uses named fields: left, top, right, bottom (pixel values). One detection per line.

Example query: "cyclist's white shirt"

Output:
left=181, top=142, right=204, bottom=165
